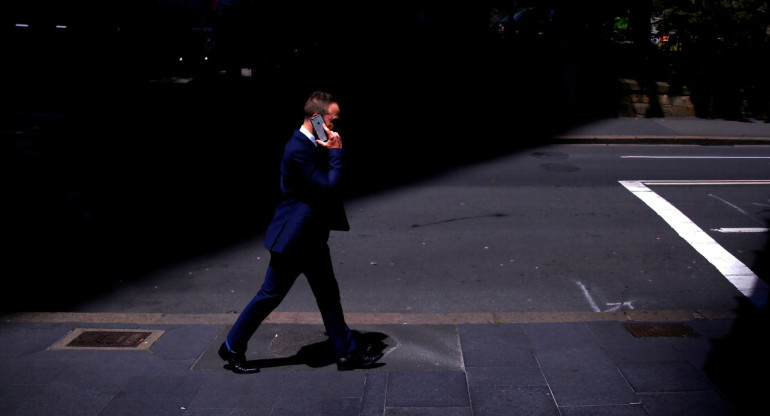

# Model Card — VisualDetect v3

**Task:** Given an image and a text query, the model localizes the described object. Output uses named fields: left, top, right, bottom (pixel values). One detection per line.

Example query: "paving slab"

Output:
left=0, top=311, right=757, bottom=415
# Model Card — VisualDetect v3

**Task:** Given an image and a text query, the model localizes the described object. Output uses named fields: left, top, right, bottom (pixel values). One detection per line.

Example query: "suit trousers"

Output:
left=226, top=244, right=358, bottom=358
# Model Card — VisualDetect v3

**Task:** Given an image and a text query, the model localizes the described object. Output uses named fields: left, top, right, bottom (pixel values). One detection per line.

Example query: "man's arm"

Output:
left=288, top=143, right=344, bottom=194
left=296, top=124, right=344, bottom=192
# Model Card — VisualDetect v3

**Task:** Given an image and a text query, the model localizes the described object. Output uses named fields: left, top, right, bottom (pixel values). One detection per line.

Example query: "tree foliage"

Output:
left=652, top=0, right=770, bottom=119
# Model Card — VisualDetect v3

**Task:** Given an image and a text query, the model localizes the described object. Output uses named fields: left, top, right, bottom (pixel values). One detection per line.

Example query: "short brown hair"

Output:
left=304, top=91, right=337, bottom=119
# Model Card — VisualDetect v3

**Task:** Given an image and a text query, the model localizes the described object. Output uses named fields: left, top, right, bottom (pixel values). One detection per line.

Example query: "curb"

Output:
left=552, top=135, right=770, bottom=145
left=1, top=309, right=739, bottom=325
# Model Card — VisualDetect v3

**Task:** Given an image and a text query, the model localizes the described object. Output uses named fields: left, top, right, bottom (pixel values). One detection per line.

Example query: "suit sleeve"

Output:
left=288, top=146, right=344, bottom=194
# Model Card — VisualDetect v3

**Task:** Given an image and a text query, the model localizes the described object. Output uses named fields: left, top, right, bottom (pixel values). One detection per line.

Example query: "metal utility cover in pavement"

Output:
left=623, top=323, right=699, bottom=338
left=48, top=328, right=165, bottom=350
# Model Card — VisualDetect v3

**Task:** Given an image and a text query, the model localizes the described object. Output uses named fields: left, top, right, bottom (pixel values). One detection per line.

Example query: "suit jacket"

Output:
left=264, top=129, right=350, bottom=253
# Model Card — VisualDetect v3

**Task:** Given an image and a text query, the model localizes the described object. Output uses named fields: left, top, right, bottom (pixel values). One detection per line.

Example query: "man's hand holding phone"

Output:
left=311, top=114, right=342, bottom=149
left=317, top=124, right=342, bottom=149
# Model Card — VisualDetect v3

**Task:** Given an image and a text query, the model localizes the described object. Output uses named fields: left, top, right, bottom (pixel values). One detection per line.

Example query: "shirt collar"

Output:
left=299, top=125, right=318, bottom=146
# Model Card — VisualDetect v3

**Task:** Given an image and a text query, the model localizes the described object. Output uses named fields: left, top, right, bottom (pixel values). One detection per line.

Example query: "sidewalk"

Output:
left=554, top=117, right=770, bottom=144
left=1, top=308, right=764, bottom=416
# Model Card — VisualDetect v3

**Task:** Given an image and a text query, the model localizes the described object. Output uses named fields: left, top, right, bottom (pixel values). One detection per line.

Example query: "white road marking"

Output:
left=707, top=193, right=768, bottom=226
left=575, top=281, right=635, bottom=312
left=620, top=180, right=769, bottom=308
left=621, top=156, right=770, bottom=159
left=711, top=228, right=769, bottom=233
left=576, top=281, right=601, bottom=312
left=627, top=180, right=770, bottom=186
left=605, top=301, right=634, bottom=312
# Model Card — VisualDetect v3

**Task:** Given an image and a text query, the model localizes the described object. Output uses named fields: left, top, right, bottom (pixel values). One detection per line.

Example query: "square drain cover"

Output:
left=623, top=323, right=699, bottom=338
left=49, top=328, right=164, bottom=350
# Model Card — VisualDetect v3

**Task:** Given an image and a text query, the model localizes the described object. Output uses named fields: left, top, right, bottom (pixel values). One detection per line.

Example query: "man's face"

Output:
left=323, top=103, right=340, bottom=131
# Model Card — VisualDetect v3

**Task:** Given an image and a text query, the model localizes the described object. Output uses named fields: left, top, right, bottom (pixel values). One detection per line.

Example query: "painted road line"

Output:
left=620, top=180, right=769, bottom=308
left=625, top=180, right=770, bottom=186
left=707, top=193, right=769, bottom=226
left=576, top=281, right=601, bottom=312
left=711, top=228, right=769, bottom=233
left=621, top=156, right=770, bottom=159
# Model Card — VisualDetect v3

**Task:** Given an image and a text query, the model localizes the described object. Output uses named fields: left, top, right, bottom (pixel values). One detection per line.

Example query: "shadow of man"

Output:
left=225, top=330, right=388, bottom=371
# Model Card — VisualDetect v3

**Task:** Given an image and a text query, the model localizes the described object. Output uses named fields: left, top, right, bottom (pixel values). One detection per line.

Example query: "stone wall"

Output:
left=618, top=79, right=695, bottom=117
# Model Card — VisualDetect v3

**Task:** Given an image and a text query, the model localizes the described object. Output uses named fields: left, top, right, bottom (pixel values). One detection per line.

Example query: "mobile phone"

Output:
left=310, top=115, right=328, bottom=143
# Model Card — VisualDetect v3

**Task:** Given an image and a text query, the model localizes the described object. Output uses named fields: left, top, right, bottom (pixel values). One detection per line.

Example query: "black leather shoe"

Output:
left=218, top=342, right=260, bottom=374
left=337, top=350, right=384, bottom=371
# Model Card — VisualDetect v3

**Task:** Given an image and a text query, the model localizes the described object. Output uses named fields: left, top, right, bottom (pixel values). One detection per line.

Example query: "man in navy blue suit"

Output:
left=219, top=91, right=383, bottom=373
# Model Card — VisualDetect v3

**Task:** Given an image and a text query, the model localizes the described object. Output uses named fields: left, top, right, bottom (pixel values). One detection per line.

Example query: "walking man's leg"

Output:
left=305, top=245, right=383, bottom=370
left=304, top=246, right=357, bottom=357
left=220, top=253, right=299, bottom=373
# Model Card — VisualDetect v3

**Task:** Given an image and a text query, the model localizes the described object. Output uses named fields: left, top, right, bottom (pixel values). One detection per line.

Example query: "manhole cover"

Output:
left=623, top=323, right=699, bottom=338
left=49, top=328, right=165, bottom=350
left=69, top=330, right=152, bottom=347
left=531, top=151, right=569, bottom=160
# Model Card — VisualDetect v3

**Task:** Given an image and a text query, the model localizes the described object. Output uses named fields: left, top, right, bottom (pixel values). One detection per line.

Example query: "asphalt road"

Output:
left=65, top=143, right=770, bottom=316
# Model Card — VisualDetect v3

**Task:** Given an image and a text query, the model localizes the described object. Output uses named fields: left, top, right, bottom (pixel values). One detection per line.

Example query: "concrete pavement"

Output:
left=2, top=312, right=765, bottom=416
left=2, top=116, right=769, bottom=416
